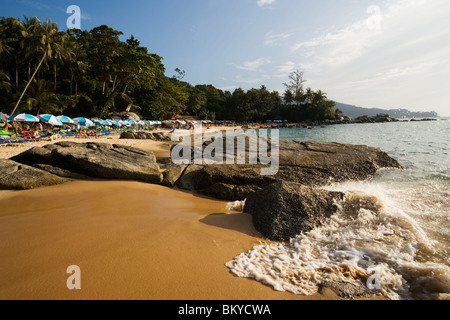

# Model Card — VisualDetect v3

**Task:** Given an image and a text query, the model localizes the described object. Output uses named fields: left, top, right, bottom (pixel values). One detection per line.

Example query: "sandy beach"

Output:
left=0, top=129, right=348, bottom=300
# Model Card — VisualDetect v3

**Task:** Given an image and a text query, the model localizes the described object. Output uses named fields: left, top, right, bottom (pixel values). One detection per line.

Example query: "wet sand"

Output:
left=0, top=128, right=345, bottom=300
left=0, top=181, right=341, bottom=300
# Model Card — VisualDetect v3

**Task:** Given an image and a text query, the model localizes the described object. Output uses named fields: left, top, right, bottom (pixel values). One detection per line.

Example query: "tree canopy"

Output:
left=0, top=16, right=338, bottom=122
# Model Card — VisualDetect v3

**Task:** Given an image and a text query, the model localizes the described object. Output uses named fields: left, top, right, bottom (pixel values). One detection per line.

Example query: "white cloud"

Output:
left=264, top=31, right=293, bottom=46
left=277, top=61, right=297, bottom=74
left=288, top=0, right=450, bottom=114
left=236, top=57, right=271, bottom=72
left=257, top=0, right=276, bottom=7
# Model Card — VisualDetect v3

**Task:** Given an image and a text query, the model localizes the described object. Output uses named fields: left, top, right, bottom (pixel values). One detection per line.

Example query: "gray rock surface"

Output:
left=243, top=181, right=344, bottom=242
left=0, top=159, right=68, bottom=190
left=174, top=138, right=403, bottom=200
left=11, top=142, right=163, bottom=184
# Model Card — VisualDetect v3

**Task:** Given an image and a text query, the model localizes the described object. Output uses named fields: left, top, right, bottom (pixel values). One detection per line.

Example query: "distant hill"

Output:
left=334, top=102, right=439, bottom=119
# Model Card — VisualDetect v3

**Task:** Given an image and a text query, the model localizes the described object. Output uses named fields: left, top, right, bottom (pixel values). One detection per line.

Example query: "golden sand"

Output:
left=0, top=181, right=341, bottom=300
left=0, top=129, right=342, bottom=300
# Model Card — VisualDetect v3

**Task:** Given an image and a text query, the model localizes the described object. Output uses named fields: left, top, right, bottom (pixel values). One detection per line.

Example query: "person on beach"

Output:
left=30, top=127, right=41, bottom=138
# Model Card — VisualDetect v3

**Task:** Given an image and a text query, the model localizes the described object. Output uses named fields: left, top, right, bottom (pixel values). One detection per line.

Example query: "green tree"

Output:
left=283, top=70, right=307, bottom=107
left=11, top=18, right=61, bottom=115
left=21, top=79, right=60, bottom=115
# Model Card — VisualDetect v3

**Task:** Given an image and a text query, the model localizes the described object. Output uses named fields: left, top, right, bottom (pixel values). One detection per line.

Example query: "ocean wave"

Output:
left=226, top=185, right=450, bottom=300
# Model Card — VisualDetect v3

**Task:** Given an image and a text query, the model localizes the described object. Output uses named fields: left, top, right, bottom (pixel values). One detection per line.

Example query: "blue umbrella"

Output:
left=73, top=117, right=94, bottom=127
left=10, top=113, right=39, bottom=122
left=39, top=114, right=63, bottom=126
left=57, top=115, right=74, bottom=124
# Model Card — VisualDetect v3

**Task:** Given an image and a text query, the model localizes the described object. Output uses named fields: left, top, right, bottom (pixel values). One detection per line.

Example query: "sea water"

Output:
left=226, top=119, right=450, bottom=300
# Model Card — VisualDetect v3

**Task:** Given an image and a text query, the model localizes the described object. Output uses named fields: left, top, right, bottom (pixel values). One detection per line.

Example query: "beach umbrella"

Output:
left=0, top=112, right=9, bottom=122
left=73, top=117, right=94, bottom=127
left=103, top=120, right=113, bottom=126
left=39, top=114, right=63, bottom=126
left=10, top=113, right=39, bottom=122
left=92, top=119, right=104, bottom=126
left=56, top=115, right=75, bottom=124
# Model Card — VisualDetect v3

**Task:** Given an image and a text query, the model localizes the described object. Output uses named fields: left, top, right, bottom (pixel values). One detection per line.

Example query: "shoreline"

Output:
left=0, top=127, right=387, bottom=300
left=0, top=180, right=348, bottom=300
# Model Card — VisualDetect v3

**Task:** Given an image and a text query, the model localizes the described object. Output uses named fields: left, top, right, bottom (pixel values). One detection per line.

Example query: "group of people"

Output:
left=78, top=128, right=100, bottom=137
left=19, top=124, right=44, bottom=139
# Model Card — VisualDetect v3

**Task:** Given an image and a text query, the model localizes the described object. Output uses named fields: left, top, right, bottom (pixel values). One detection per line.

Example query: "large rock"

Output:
left=174, top=138, right=403, bottom=200
left=0, top=159, right=68, bottom=190
left=114, top=93, right=133, bottom=112
left=11, top=142, right=163, bottom=184
left=244, top=181, right=344, bottom=242
left=161, top=163, right=187, bottom=188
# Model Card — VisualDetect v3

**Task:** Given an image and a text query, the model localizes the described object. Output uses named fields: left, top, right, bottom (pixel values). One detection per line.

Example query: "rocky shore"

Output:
left=2, top=132, right=403, bottom=245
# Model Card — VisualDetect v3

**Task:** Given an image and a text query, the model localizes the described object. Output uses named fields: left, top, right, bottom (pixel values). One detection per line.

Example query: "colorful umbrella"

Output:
left=56, top=115, right=75, bottom=124
left=10, top=113, right=39, bottom=122
left=73, top=117, right=94, bottom=127
left=0, top=112, right=9, bottom=122
left=39, top=114, right=63, bottom=126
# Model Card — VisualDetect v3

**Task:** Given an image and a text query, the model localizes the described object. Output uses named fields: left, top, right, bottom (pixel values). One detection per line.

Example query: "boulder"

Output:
left=108, top=111, right=140, bottom=121
left=198, top=183, right=263, bottom=201
left=11, top=142, right=163, bottom=184
left=244, top=181, right=344, bottom=242
left=33, top=164, right=90, bottom=180
left=120, top=131, right=136, bottom=139
left=114, top=93, right=133, bottom=113
left=161, top=163, right=188, bottom=188
left=174, top=138, right=403, bottom=200
left=177, top=165, right=204, bottom=191
left=0, top=159, right=68, bottom=190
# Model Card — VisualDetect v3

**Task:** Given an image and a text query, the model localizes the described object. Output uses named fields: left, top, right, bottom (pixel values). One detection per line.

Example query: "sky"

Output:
left=1, top=0, right=449, bottom=116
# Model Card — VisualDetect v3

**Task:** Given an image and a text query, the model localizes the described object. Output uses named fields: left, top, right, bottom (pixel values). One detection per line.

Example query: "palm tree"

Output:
left=49, top=31, right=70, bottom=92
left=21, top=79, right=60, bottom=115
left=0, top=70, right=11, bottom=93
left=11, top=18, right=60, bottom=115
left=21, top=16, right=41, bottom=82
left=0, top=23, right=13, bottom=60
left=0, top=17, right=25, bottom=87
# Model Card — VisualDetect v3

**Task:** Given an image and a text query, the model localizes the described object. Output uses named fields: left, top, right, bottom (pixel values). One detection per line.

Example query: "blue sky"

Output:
left=2, top=0, right=449, bottom=115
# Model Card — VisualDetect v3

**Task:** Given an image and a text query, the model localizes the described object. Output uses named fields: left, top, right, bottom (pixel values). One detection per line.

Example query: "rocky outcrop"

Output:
left=11, top=142, right=163, bottom=185
left=174, top=138, right=403, bottom=200
left=0, top=159, right=68, bottom=190
left=120, top=131, right=174, bottom=141
left=244, top=181, right=344, bottom=242
left=113, top=93, right=133, bottom=113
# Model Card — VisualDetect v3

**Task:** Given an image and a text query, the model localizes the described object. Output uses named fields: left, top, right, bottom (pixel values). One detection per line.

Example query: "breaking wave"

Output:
left=226, top=182, right=450, bottom=300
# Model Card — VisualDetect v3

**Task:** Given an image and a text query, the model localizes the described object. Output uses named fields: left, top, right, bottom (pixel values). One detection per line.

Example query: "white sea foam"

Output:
left=226, top=183, right=450, bottom=300
left=226, top=200, right=246, bottom=212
